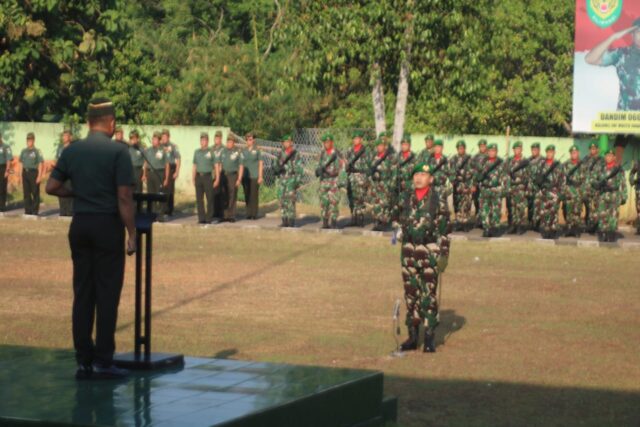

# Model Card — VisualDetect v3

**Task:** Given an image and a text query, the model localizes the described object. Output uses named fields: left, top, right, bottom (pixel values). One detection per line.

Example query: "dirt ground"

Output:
left=0, top=217, right=638, bottom=426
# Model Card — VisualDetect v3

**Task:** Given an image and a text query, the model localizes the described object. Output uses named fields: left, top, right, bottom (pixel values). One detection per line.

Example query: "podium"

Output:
left=114, top=193, right=184, bottom=370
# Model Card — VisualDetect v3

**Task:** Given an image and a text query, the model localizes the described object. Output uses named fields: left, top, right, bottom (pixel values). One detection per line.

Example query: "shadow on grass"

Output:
left=211, top=348, right=238, bottom=359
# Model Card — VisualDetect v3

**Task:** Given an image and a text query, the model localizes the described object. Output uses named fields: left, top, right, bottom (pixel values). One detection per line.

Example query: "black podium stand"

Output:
left=114, top=193, right=184, bottom=370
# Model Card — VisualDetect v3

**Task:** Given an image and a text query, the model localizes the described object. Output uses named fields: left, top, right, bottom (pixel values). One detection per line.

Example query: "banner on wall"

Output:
left=573, top=0, right=640, bottom=133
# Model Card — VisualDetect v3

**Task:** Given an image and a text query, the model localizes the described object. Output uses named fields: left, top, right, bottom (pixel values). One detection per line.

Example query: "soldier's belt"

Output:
left=404, top=235, right=437, bottom=245
left=22, top=168, right=38, bottom=172
left=196, top=172, right=212, bottom=176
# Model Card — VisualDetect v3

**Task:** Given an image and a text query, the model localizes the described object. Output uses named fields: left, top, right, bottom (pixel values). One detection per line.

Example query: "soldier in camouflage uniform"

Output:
left=369, top=138, right=396, bottom=231
left=471, top=139, right=488, bottom=227
left=275, top=135, right=303, bottom=227
left=426, top=140, right=451, bottom=227
left=583, top=142, right=605, bottom=233
left=526, top=142, right=545, bottom=231
left=315, top=133, right=343, bottom=229
left=630, top=159, right=640, bottom=235
left=417, top=134, right=434, bottom=164
left=562, top=145, right=586, bottom=237
left=593, top=149, right=627, bottom=242
left=476, top=143, right=505, bottom=238
left=345, top=130, right=371, bottom=227
left=448, top=141, right=472, bottom=232
left=533, top=145, right=564, bottom=239
left=396, top=133, right=417, bottom=215
left=394, top=162, right=450, bottom=353
left=504, top=141, right=529, bottom=235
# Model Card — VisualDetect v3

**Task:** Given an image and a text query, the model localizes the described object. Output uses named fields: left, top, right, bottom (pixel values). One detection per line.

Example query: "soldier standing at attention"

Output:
left=369, top=137, right=395, bottom=231
left=583, top=142, right=605, bottom=233
left=19, top=132, right=44, bottom=215
left=46, top=97, right=135, bottom=380
left=449, top=140, right=474, bottom=231
left=192, top=132, right=215, bottom=224
left=526, top=142, right=544, bottom=231
left=630, top=159, right=640, bottom=235
left=241, top=132, right=263, bottom=220
left=395, top=163, right=450, bottom=353
left=562, top=145, right=586, bottom=237
left=504, top=141, right=529, bottom=235
left=417, top=134, right=435, bottom=163
left=113, top=127, right=125, bottom=144
left=345, top=130, right=371, bottom=227
left=316, top=133, right=343, bottom=229
left=54, top=129, right=74, bottom=216
left=212, top=130, right=226, bottom=219
left=471, top=139, right=488, bottom=228
left=426, top=140, right=451, bottom=224
left=534, top=145, right=564, bottom=239
left=0, top=135, right=14, bottom=212
left=143, top=131, right=169, bottom=214
left=215, top=135, right=244, bottom=222
left=128, top=130, right=145, bottom=193
left=477, top=143, right=505, bottom=238
left=275, top=134, right=303, bottom=227
left=396, top=133, right=417, bottom=216
left=593, top=149, right=627, bottom=242
left=160, top=129, right=180, bottom=216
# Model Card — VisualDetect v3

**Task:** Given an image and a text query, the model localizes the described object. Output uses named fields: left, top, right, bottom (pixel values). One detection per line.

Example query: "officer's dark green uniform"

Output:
left=217, top=136, right=244, bottom=221
left=193, top=132, right=215, bottom=223
left=20, top=133, right=44, bottom=215
left=144, top=132, right=168, bottom=214
left=128, top=130, right=145, bottom=193
left=161, top=129, right=180, bottom=216
left=242, top=135, right=262, bottom=219
left=0, top=136, right=13, bottom=211
left=50, top=97, right=134, bottom=369
left=212, top=131, right=226, bottom=219
left=55, top=131, right=74, bottom=216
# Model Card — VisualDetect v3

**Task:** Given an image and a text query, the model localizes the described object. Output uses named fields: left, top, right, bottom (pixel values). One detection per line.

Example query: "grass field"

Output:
left=0, top=217, right=639, bottom=426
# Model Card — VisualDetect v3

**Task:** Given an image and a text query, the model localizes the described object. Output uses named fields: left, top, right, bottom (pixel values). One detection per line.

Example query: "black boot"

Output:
left=517, top=225, right=527, bottom=235
left=358, top=214, right=365, bottom=227
left=281, top=218, right=288, bottom=227
left=423, top=328, right=436, bottom=353
left=609, top=231, right=618, bottom=243
left=574, top=227, right=581, bottom=238
left=597, top=231, right=606, bottom=242
left=636, top=226, right=640, bottom=236
left=331, top=220, right=338, bottom=229
left=400, top=326, right=418, bottom=352
left=322, top=218, right=329, bottom=229
left=482, top=228, right=490, bottom=238
left=506, top=225, right=517, bottom=234
left=289, top=219, right=295, bottom=228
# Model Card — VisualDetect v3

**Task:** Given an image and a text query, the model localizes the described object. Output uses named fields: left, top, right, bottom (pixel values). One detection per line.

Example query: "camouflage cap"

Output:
left=487, top=143, right=498, bottom=150
left=456, top=140, right=466, bottom=148
left=214, top=130, right=223, bottom=137
left=433, top=139, right=444, bottom=147
left=545, top=144, right=556, bottom=152
left=477, top=139, right=487, bottom=146
left=26, top=132, right=35, bottom=139
left=320, top=132, right=334, bottom=142
left=281, top=134, right=292, bottom=142
left=531, top=142, right=541, bottom=149
left=425, top=134, right=434, bottom=141
left=161, top=128, right=170, bottom=135
left=352, top=130, right=364, bottom=138
left=152, top=131, right=161, bottom=138
left=512, top=141, right=523, bottom=148
left=401, top=133, right=412, bottom=144
left=200, top=132, right=209, bottom=139
left=569, top=144, right=579, bottom=152
left=129, top=129, right=139, bottom=137
left=412, top=162, right=432, bottom=176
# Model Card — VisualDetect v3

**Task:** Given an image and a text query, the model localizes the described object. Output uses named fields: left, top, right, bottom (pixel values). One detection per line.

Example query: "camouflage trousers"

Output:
left=347, top=173, right=369, bottom=217
left=277, top=177, right=297, bottom=220
left=635, top=189, right=640, bottom=225
left=536, top=190, right=560, bottom=232
left=507, top=185, right=528, bottom=226
left=584, top=193, right=600, bottom=228
left=453, top=185, right=473, bottom=224
left=400, top=241, right=441, bottom=329
left=563, top=186, right=583, bottom=229
left=319, top=178, right=340, bottom=222
left=596, top=192, right=620, bottom=232
left=369, top=180, right=393, bottom=225
left=479, top=187, right=502, bottom=229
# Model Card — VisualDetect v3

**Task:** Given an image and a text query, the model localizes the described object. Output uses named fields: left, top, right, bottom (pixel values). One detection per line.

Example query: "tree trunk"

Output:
left=371, top=62, right=386, bottom=136
left=392, top=1, right=415, bottom=151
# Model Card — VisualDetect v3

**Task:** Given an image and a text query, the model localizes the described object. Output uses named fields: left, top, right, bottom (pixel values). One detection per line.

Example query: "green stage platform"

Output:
left=0, top=346, right=396, bottom=427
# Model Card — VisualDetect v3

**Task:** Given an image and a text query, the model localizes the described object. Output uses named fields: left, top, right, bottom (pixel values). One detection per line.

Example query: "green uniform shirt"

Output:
left=163, top=142, right=181, bottom=165
left=212, top=145, right=224, bottom=164
left=0, top=144, right=13, bottom=165
left=242, top=147, right=262, bottom=178
left=129, top=146, right=145, bottom=168
left=19, top=147, right=44, bottom=170
left=193, top=148, right=215, bottom=173
left=145, top=146, right=168, bottom=170
left=218, top=147, right=244, bottom=173
left=51, top=131, right=134, bottom=214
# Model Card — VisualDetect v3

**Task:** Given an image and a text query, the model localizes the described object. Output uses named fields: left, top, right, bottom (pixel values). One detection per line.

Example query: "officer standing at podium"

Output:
left=46, top=97, right=136, bottom=380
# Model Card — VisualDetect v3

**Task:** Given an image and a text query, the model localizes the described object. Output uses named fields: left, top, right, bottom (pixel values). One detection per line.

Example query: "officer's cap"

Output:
left=425, top=134, right=434, bottom=141
left=352, top=130, right=364, bottom=138
left=412, top=162, right=432, bottom=176
left=433, top=139, right=444, bottom=147
left=513, top=141, right=523, bottom=148
left=477, top=139, right=487, bottom=146
left=545, top=144, right=556, bottom=152
left=227, top=135, right=236, bottom=143
left=214, top=130, right=223, bottom=137
left=161, top=129, right=170, bottom=135
left=87, top=97, right=115, bottom=119
left=456, top=140, right=466, bottom=148
left=569, top=144, right=578, bottom=152
left=487, top=143, right=498, bottom=150
left=200, top=132, right=209, bottom=139
left=531, top=142, right=541, bottom=149
left=26, top=132, right=35, bottom=140
left=321, top=133, right=334, bottom=142
left=152, top=131, right=161, bottom=138
left=401, top=133, right=412, bottom=144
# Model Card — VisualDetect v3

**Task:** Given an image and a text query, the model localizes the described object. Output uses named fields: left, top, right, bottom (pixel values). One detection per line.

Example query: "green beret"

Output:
left=477, top=139, right=487, bottom=146
left=433, top=139, right=444, bottom=147
left=604, top=148, right=614, bottom=155
left=152, top=131, right=161, bottom=138
left=456, top=140, right=466, bottom=148
left=87, top=97, right=115, bottom=119
left=200, top=132, right=209, bottom=139
left=531, top=142, right=541, bottom=149
left=129, top=129, right=139, bottom=137
left=569, top=144, right=578, bottom=152
left=352, top=130, right=364, bottom=138
left=214, top=130, right=223, bottom=137
left=26, top=132, right=35, bottom=139
left=375, top=138, right=386, bottom=146
left=321, top=133, right=334, bottom=142
left=412, top=162, right=432, bottom=176
left=513, top=141, right=523, bottom=148
left=487, top=143, right=498, bottom=150
left=545, top=144, right=556, bottom=152
left=589, top=142, right=598, bottom=149
left=161, top=128, right=170, bottom=135
left=401, top=133, right=412, bottom=144
left=425, top=134, right=434, bottom=141
left=282, top=134, right=292, bottom=142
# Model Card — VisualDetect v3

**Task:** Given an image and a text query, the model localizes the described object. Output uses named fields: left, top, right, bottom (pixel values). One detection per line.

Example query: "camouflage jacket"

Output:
left=583, top=155, right=606, bottom=196
left=448, top=154, right=473, bottom=191
left=397, top=188, right=450, bottom=256
left=504, top=156, right=529, bottom=191
left=593, top=164, right=628, bottom=203
left=526, top=156, right=545, bottom=194
left=630, top=160, right=640, bottom=188
left=344, top=146, right=372, bottom=175
left=562, top=159, right=587, bottom=193
left=416, top=148, right=432, bottom=164
left=471, top=152, right=488, bottom=185
left=426, top=155, right=450, bottom=189
left=276, top=149, right=303, bottom=184
left=370, top=150, right=397, bottom=185
left=316, top=149, right=342, bottom=181
left=475, top=157, right=505, bottom=190
left=534, top=160, right=564, bottom=193
left=396, top=151, right=418, bottom=191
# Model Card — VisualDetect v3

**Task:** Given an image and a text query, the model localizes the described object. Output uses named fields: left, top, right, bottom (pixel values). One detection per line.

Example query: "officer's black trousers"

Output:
left=133, top=167, right=144, bottom=194
left=242, top=176, right=259, bottom=218
left=0, top=165, right=7, bottom=211
left=58, top=181, right=73, bottom=216
left=69, top=214, right=125, bottom=366
left=214, top=173, right=227, bottom=219
left=223, top=171, right=238, bottom=220
left=146, top=169, right=163, bottom=213
left=22, top=169, right=39, bottom=214
left=195, top=173, right=213, bottom=223
left=165, top=164, right=176, bottom=215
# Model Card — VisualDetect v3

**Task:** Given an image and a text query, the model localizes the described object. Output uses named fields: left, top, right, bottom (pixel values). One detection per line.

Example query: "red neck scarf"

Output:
left=434, top=153, right=442, bottom=160
left=546, top=159, right=554, bottom=166
left=402, top=151, right=410, bottom=159
left=415, top=187, right=429, bottom=201
left=514, top=155, right=521, bottom=161
left=285, top=147, right=293, bottom=155
left=606, top=161, right=615, bottom=170
left=377, top=151, right=385, bottom=159
left=571, top=159, right=578, bottom=164
left=488, top=157, right=496, bottom=163
left=354, top=144, right=362, bottom=153
left=325, top=148, right=333, bottom=155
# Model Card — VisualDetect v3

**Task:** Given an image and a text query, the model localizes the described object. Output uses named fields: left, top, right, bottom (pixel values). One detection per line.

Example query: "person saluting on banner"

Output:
left=585, top=20, right=640, bottom=110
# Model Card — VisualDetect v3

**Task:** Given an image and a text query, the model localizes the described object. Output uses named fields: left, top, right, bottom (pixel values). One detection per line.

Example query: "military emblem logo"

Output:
left=587, top=0, right=623, bottom=28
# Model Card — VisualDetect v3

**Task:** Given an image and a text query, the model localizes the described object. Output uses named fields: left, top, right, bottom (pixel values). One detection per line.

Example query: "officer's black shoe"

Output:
left=91, top=363, right=129, bottom=380
left=400, top=326, right=418, bottom=351
left=423, top=328, right=436, bottom=353
left=75, top=364, right=93, bottom=380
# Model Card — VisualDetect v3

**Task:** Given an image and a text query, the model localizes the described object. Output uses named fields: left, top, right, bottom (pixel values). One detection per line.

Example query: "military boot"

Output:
left=506, top=225, right=517, bottom=235
left=400, top=326, right=418, bottom=351
left=330, top=220, right=338, bottom=229
left=289, top=219, right=295, bottom=228
left=482, top=228, right=490, bottom=238
left=281, top=218, right=288, bottom=227
left=322, top=218, right=329, bottom=229
left=423, top=327, right=436, bottom=353
left=517, top=225, right=527, bottom=235
left=597, top=231, right=606, bottom=242
left=608, top=231, right=618, bottom=243
left=357, top=214, right=365, bottom=227
left=636, top=225, right=640, bottom=236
